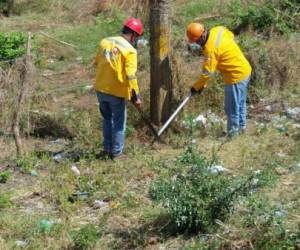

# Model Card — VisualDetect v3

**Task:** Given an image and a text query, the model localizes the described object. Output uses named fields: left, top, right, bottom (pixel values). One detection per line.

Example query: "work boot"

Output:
left=110, top=151, right=125, bottom=161
left=96, top=150, right=110, bottom=160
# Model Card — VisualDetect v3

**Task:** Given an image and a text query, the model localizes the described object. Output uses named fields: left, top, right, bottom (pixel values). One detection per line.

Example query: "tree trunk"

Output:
left=149, top=0, right=173, bottom=125
left=7, top=0, right=14, bottom=14
left=4, top=0, right=14, bottom=16
left=12, top=32, right=33, bottom=157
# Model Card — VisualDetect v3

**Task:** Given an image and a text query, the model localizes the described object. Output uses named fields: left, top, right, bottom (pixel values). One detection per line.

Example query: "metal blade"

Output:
left=157, top=93, right=192, bottom=136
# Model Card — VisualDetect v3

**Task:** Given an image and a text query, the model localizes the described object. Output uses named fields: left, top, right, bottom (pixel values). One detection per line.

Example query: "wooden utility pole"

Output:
left=149, top=0, right=173, bottom=125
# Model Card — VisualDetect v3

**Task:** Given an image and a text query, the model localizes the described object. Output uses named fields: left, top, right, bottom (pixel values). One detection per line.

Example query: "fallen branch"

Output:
left=248, top=100, right=282, bottom=113
left=39, top=31, right=77, bottom=48
left=0, top=57, right=23, bottom=63
left=194, top=14, right=221, bottom=22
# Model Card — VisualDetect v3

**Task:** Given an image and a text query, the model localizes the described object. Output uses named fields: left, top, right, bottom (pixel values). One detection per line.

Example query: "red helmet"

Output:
left=124, top=18, right=143, bottom=36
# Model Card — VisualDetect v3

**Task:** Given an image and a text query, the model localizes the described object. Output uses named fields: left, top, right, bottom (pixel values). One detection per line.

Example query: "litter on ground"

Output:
left=71, top=165, right=80, bottom=176
left=93, top=200, right=109, bottom=209
left=208, top=165, right=228, bottom=173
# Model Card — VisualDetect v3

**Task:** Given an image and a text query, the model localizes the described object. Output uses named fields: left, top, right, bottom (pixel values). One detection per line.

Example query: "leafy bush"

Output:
left=228, top=0, right=299, bottom=35
left=72, top=224, right=98, bottom=250
left=0, top=32, right=26, bottom=60
left=0, top=170, right=11, bottom=183
left=149, top=146, right=259, bottom=232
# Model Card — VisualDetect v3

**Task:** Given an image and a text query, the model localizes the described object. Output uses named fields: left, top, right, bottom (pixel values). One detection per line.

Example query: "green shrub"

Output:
left=72, top=224, right=98, bottom=250
left=0, top=170, right=11, bottom=183
left=228, top=0, right=299, bottom=35
left=248, top=3, right=275, bottom=33
left=276, top=0, right=300, bottom=34
left=149, top=146, right=258, bottom=232
left=0, top=32, right=26, bottom=60
left=226, top=0, right=250, bottom=32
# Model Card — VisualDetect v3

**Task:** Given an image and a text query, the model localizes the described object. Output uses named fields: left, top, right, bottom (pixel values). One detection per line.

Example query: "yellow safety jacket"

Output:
left=193, top=26, right=252, bottom=90
left=95, top=36, right=139, bottom=100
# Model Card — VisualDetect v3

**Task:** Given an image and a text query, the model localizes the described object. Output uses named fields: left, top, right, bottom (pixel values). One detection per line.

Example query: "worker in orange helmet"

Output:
left=94, top=18, right=143, bottom=160
left=186, top=23, right=252, bottom=136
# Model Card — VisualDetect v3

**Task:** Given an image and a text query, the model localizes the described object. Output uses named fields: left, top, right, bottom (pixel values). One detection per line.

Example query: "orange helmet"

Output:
left=186, top=23, right=205, bottom=42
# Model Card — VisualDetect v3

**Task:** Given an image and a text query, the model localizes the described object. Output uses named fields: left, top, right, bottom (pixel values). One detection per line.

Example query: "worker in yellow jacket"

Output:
left=186, top=23, right=252, bottom=136
left=95, top=18, right=143, bottom=159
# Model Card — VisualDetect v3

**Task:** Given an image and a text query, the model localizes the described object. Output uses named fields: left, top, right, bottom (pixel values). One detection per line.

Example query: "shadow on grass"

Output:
left=109, top=213, right=195, bottom=249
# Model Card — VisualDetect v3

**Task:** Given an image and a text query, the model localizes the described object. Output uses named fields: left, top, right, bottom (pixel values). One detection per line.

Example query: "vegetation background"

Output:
left=0, top=0, right=299, bottom=249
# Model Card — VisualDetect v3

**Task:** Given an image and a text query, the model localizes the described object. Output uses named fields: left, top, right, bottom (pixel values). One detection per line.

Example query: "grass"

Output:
left=72, top=224, right=98, bottom=250
left=2, top=117, right=299, bottom=249
left=173, top=0, right=231, bottom=39
left=0, top=0, right=300, bottom=249
left=0, top=193, right=12, bottom=209
left=0, top=170, right=11, bottom=183
left=53, top=8, right=127, bottom=62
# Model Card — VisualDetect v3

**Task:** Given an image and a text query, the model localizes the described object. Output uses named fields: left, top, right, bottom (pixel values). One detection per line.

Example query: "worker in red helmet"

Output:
left=94, top=18, right=143, bottom=160
left=186, top=22, right=252, bottom=137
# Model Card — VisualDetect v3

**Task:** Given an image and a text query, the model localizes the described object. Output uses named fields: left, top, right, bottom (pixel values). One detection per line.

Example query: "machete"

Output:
left=157, top=93, right=193, bottom=137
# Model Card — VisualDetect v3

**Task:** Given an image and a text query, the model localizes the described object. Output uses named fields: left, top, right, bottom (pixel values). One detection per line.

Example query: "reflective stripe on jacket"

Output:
left=193, top=26, right=252, bottom=90
left=95, top=36, right=139, bottom=100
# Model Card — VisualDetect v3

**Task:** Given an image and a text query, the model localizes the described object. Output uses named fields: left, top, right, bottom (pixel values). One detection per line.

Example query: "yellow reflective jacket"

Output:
left=193, top=26, right=252, bottom=90
left=95, top=36, right=139, bottom=100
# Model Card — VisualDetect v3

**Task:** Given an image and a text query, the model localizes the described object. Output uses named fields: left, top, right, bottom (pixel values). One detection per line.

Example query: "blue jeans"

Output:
left=224, top=75, right=250, bottom=136
left=96, top=92, right=127, bottom=155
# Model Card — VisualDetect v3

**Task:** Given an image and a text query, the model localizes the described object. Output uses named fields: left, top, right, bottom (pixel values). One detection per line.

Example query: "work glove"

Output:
left=190, top=87, right=203, bottom=96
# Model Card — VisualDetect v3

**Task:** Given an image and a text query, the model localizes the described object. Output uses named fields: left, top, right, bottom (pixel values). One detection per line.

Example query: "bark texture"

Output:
left=149, top=0, right=173, bottom=125
left=12, top=32, right=34, bottom=157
